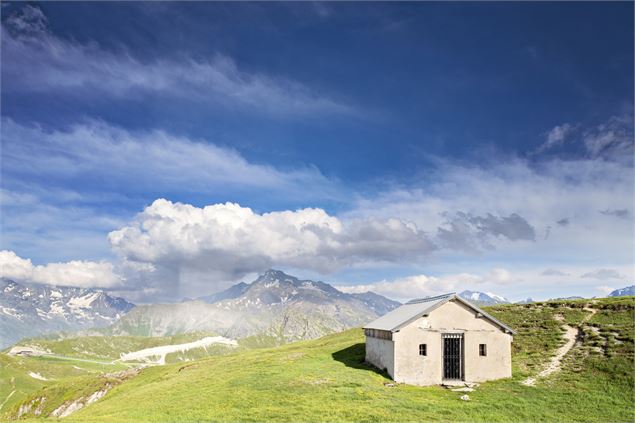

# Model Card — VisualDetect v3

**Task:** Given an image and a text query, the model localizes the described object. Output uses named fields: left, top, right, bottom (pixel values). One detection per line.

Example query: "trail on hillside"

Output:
left=522, top=307, right=597, bottom=386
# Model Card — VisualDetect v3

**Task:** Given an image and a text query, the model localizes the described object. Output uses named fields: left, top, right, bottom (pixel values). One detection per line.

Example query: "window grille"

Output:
left=419, top=344, right=427, bottom=356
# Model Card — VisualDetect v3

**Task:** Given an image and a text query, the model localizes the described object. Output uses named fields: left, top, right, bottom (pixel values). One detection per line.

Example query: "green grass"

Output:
left=10, top=331, right=222, bottom=361
left=0, top=352, right=129, bottom=415
left=5, top=297, right=635, bottom=422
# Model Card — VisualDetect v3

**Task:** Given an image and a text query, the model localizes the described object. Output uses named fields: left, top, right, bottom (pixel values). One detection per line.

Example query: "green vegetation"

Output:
left=4, top=297, right=634, bottom=422
left=0, top=352, right=129, bottom=415
left=10, top=332, right=221, bottom=361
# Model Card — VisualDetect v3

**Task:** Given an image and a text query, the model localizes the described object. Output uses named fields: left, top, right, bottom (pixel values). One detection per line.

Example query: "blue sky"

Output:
left=1, top=2, right=633, bottom=303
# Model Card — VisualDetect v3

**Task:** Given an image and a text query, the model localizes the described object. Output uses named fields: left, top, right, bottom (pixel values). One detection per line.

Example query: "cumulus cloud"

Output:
left=437, top=212, right=536, bottom=251
left=347, top=155, right=633, bottom=265
left=581, top=268, right=625, bottom=280
left=108, top=199, right=436, bottom=297
left=436, top=212, right=535, bottom=252
left=0, top=250, right=121, bottom=288
left=1, top=5, right=353, bottom=116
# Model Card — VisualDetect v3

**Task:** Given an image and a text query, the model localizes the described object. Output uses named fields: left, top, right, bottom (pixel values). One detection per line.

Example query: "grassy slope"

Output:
left=0, top=332, right=237, bottom=416
left=0, top=353, right=130, bottom=415
left=10, top=331, right=222, bottom=361
left=6, top=297, right=634, bottom=422
left=54, top=297, right=635, bottom=422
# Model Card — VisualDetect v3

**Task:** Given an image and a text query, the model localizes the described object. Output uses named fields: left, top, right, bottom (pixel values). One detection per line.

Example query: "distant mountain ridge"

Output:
left=459, top=290, right=510, bottom=306
left=0, top=278, right=134, bottom=348
left=609, top=285, right=635, bottom=297
left=110, top=269, right=400, bottom=343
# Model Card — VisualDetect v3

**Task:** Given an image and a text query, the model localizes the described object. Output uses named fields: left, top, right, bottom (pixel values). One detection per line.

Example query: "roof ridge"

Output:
left=405, top=292, right=455, bottom=305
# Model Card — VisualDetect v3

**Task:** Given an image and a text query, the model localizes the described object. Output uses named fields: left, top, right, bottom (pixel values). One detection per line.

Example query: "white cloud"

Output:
left=0, top=250, right=121, bottom=288
left=485, top=268, right=514, bottom=284
left=336, top=267, right=516, bottom=302
left=347, top=156, right=633, bottom=265
left=542, top=268, right=570, bottom=277
left=581, top=268, right=625, bottom=280
left=1, top=119, right=334, bottom=198
left=596, top=285, right=616, bottom=295
left=336, top=273, right=482, bottom=302
left=108, top=199, right=435, bottom=297
left=537, top=116, right=633, bottom=161
left=583, top=115, right=634, bottom=161
left=1, top=5, right=353, bottom=117
left=538, top=123, right=574, bottom=152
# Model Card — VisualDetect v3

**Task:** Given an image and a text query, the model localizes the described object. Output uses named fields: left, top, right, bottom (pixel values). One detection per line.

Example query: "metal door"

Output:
left=442, top=333, right=464, bottom=380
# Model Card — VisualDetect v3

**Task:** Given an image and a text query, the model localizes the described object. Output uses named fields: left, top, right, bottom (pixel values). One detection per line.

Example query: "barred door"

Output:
left=442, top=333, right=464, bottom=380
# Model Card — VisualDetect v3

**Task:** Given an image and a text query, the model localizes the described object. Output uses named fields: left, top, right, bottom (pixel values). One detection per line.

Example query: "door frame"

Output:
left=442, top=333, right=464, bottom=381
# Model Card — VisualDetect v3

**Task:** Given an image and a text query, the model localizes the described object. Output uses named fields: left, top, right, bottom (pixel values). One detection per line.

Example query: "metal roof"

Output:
left=363, top=292, right=516, bottom=334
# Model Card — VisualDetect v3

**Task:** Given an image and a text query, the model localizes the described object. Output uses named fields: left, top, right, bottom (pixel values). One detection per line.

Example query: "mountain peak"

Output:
left=261, top=269, right=291, bottom=280
left=609, top=285, right=635, bottom=297
left=459, top=290, right=510, bottom=305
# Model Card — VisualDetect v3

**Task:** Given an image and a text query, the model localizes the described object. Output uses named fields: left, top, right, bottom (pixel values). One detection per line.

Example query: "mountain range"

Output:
left=107, top=270, right=400, bottom=344
left=3, top=270, right=633, bottom=349
left=0, top=278, right=134, bottom=348
left=609, top=285, right=635, bottom=297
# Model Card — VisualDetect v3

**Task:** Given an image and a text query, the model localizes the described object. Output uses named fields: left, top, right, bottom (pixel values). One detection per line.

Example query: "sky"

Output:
left=1, top=2, right=633, bottom=303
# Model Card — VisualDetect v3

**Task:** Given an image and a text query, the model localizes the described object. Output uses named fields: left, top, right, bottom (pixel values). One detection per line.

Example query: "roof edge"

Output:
left=452, top=295, right=517, bottom=335
left=365, top=293, right=516, bottom=335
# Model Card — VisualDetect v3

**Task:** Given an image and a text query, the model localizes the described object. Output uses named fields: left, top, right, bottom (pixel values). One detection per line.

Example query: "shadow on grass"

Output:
left=331, top=343, right=391, bottom=380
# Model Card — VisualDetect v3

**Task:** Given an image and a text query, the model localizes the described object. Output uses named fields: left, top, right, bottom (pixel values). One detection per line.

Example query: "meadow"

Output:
left=3, top=297, right=633, bottom=422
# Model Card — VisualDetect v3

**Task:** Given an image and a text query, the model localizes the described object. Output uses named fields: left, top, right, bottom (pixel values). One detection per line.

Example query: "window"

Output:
left=479, top=344, right=487, bottom=356
left=419, top=344, right=427, bottom=356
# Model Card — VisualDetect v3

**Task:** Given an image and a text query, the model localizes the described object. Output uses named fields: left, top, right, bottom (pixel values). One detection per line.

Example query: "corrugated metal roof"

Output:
left=363, top=293, right=516, bottom=334
left=363, top=293, right=454, bottom=331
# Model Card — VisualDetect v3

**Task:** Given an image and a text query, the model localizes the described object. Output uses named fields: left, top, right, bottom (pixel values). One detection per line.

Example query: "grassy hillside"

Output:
left=10, top=331, right=225, bottom=361
left=0, top=352, right=130, bottom=415
left=5, top=297, right=634, bottom=422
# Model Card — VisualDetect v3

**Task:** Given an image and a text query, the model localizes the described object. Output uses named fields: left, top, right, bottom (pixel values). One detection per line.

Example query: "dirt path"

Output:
left=522, top=307, right=597, bottom=386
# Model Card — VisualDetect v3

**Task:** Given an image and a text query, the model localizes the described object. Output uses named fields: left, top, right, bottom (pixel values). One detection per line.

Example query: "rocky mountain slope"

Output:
left=108, top=270, right=400, bottom=343
left=458, top=290, right=510, bottom=305
left=0, top=278, right=134, bottom=348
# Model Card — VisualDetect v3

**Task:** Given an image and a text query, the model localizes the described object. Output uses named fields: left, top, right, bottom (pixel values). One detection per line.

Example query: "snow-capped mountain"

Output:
left=459, top=290, right=510, bottom=306
left=200, top=270, right=399, bottom=315
left=110, top=270, right=400, bottom=343
left=0, top=278, right=134, bottom=348
left=609, top=285, right=635, bottom=297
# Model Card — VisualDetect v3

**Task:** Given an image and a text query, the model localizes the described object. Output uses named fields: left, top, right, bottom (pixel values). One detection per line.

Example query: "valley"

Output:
left=2, top=296, right=633, bottom=422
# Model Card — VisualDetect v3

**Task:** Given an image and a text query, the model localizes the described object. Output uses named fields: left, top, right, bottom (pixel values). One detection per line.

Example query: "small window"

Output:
left=419, top=344, right=427, bottom=356
left=479, top=344, right=487, bottom=356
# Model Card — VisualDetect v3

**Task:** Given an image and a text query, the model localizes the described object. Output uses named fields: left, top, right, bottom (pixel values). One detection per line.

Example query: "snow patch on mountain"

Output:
left=0, top=278, right=134, bottom=348
left=609, top=285, right=635, bottom=297
left=459, top=290, right=510, bottom=305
